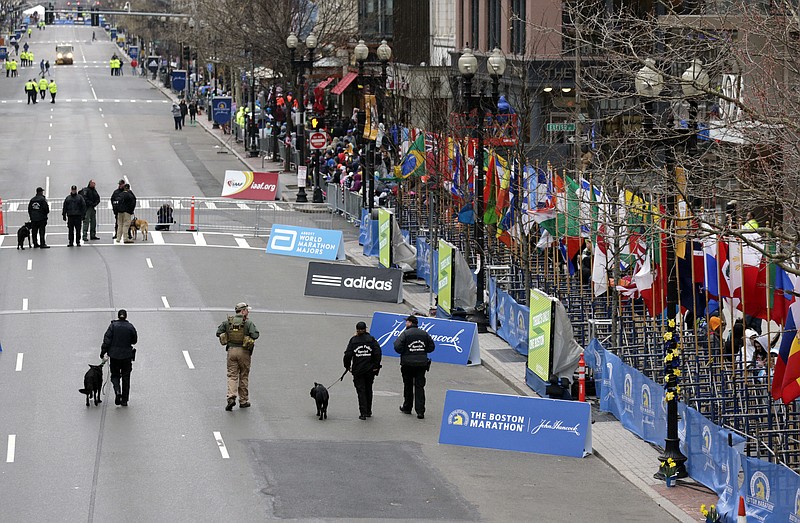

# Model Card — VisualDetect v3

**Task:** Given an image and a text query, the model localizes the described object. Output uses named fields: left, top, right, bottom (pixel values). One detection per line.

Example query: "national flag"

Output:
left=400, top=133, right=426, bottom=179
left=703, top=236, right=719, bottom=297
left=771, top=265, right=796, bottom=326
left=592, top=223, right=609, bottom=297
left=774, top=299, right=800, bottom=400
left=483, top=153, right=498, bottom=224
left=781, top=326, right=800, bottom=403
left=494, top=154, right=512, bottom=216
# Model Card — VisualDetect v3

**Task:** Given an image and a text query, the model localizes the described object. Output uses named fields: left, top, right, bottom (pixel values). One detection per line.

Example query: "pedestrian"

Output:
left=188, top=100, right=197, bottom=125
left=44, top=60, right=50, bottom=75
left=39, top=59, right=44, bottom=75
left=216, top=302, right=260, bottom=411
left=92, top=31, right=96, bottom=41
left=343, top=321, right=382, bottom=420
left=115, top=184, right=135, bottom=244
left=171, top=103, right=182, bottom=130
left=100, top=309, right=138, bottom=407
left=394, top=314, right=435, bottom=419
left=38, top=76, right=47, bottom=100
left=24, top=78, right=37, bottom=104
left=179, top=99, right=188, bottom=127
left=27, top=186, right=50, bottom=248
left=23, top=41, right=28, bottom=53
left=110, top=179, right=125, bottom=238
left=130, top=58, right=137, bottom=76
left=62, top=185, right=86, bottom=247
left=48, top=78, right=56, bottom=103
left=80, top=179, right=100, bottom=241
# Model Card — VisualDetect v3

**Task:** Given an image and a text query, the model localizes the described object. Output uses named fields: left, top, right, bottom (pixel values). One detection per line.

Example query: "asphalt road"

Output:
left=0, top=25, right=678, bottom=522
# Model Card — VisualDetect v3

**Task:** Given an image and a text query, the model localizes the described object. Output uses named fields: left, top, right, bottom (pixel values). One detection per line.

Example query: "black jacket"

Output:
left=111, top=187, right=124, bottom=213
left=80, top=186, right=100, bottom=208
left=100, top=319, right=138, bottom=360
left=28, top=194, right=49, bottom=222
left=62, top=193, right=86, bottom=217
left=394, top=327, right=435, bottom=367
left=343, top=333, right=382, bottom=376
left=118, top=190, right=136, bottom=214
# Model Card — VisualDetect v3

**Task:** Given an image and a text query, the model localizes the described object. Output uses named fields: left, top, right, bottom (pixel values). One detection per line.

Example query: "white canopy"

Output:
left=23, top=5, right=45, bottom=17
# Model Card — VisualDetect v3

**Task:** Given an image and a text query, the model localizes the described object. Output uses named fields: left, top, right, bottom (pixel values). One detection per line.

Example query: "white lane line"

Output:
left=91, top=86, right=97, bottom=100
left=48, top=134, right=51, bottom=140
left=108, top=133, right=112, bottom=139
left=111, top=144, right=116, bottom=151
left=104, top=122, right=108, bottom=128
left=47, top=160, right=50, bottom=166
left=45, top=176, right=49, bottom=198
left=235, top=237, right=250, bottom=249
left=49, top=123, right=52, bottom=127
left=236, top=203, right=250, bottom=210
left=6, top=435, right=16, bottom=463
left=192, top=232, right=206, bottom=246
left=150, top=231, right=165, bottom=245
left=161, top=296, right=170, bottom=309
left=182, top=350, right=195, bottom=369
left=204, top=202, right=217, bottom=209
left=8, top=203, right=17, bottom=211
left=213, top=432, right=230, bottom=459
left=48, top=146, right=51, bottom=152
left=117, top=159, right=123, bottom=166
left=146, top=257, right=153, bottom=269
left=123, top=175, right=129, bottom=184
left=27, top=259, right=32, bottom=271
left=22, top=298, right=28, bottom=311
left=15, top=353, right=23, bottom=371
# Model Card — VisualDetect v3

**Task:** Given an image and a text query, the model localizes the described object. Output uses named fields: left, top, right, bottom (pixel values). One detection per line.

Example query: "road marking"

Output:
left=182, top=350, right=195, bottom=369
left=213, top=432, right=229, bottom=459
left=150, top=231, right=165, bottom=244
left=27, top=259, right=32, bottom=271
left=111, top=144, right=116, bottom=151
left=45, top=176, right=49, bottom=198
left=104, top=122, right=108, bottom=128
left=192, top=232, right=206, bottom=246
left=124, top=175, right=129, bottom=184
left=161, top=296, right=170, bottom=309
left=48, top=146, right=51, bottom=152
left=22, top=298, right=28, bottom=311
left=91, top=86, right=97, bottom=100
left=205, top=202, right=217, bottom=209
left=15, top=353, right=23, bottom=372
left=236, top=203, right=250, bottom=210
left=48, top=135, right=51, bottom=140
left=235, top=237, right=250, bottom=248
left=146, top=257, right=153, bottom=269
left=6, top=435, right=16, bottom=463
left=117, top=159, right=123, bottom=166
left=47, top=160, right=50, bottom=166
left=108, top=133, right=112, bottom=139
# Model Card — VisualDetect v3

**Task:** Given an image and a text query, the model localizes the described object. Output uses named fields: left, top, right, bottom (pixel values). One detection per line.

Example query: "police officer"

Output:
left=80, top=179, right=100, bottom=241
left=25, top=78, right=37, bottom=104
left=62, top=185, right=86, bottom=246
left=48, top=78, right=57, bottom=103
left=110, top=179, right=125, bottom=238
left=394, top=315, right=435, bottom=419
left=100, top=309, right=138, bottom=407
left=37, top=76, right=47, bottom=100
left=343, top=321, right=382, bottom=420
left=27, top=187, right=50, bottom=248
left=216, top=302, right=260, bottom=411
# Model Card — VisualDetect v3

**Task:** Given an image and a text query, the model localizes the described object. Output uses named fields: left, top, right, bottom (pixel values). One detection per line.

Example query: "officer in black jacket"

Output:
left=394, top=315, right=435, bottom=419
left=80, top=179, right=101, bottom=241
left=27, top=187, right=50, bottom=248
left=343, top=321, right=382, bottom=420
left=100, top=309, right=138, bottom=406
left=110, top=179, right=125, bottom=238
left=62, top=185, right=86, bottom=247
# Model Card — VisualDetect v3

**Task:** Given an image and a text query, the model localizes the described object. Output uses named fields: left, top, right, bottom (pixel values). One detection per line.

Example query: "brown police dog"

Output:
left=130, top=218, right=149, bottom=241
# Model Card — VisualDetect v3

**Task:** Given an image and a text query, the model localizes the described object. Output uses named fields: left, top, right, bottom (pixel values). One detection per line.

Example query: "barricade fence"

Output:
left=326, top=183, right=365, bottom=224
left=1, top=197, right=334, bottom=236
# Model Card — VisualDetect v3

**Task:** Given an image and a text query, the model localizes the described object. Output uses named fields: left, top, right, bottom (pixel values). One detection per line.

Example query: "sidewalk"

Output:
left=344, top=240, right=716, bottom=523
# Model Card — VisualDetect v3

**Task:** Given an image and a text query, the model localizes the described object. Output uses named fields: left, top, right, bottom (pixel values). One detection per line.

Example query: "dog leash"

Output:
left=100, top=359, right=111, bottom=396
left=326, top=369, right=349, bottom=389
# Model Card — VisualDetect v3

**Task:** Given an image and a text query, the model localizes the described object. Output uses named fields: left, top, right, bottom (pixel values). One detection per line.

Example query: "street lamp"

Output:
left=636, top=57, right=709, bottom=482
left=287, top=31, right=317, bottom=202
left=354, top=39, right=369, bottom=208
left=487, top=47, right=506, bottom=101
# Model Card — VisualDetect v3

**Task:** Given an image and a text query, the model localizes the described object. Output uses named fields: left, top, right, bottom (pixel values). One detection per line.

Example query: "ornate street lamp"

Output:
left=287, top=31, right=316, bottom=202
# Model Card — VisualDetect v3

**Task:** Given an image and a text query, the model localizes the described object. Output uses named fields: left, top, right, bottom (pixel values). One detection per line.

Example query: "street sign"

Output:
left=546, top=122, right=576, bottom=132
left=308, top=131, right=327, bottom=150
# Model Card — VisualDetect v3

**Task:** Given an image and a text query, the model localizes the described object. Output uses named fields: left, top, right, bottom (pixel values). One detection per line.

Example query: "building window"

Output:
left=488, top=0, right=501, bottom=50
left=359, top=0, right=393, bottom=37
left=470, top=0, right=479, bottom=49
left=511, top=0, right=526, bottom=54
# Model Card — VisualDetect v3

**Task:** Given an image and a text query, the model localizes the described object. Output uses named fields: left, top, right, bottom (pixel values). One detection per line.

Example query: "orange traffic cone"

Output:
left=737, top=496, right=747, bottom=523
left=0, top=197, right=5, bottom=235
left=187, top=196, right=197, bottom=231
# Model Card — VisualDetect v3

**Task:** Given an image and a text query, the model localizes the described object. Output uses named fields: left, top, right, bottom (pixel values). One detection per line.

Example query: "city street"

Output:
left=0, top=26, right=680, bottom=522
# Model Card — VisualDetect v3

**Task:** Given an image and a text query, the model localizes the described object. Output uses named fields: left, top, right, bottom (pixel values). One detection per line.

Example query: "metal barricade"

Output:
left=1, top=197, right=334, bottom=237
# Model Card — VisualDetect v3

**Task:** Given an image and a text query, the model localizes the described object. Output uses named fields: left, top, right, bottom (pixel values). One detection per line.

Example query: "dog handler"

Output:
left=216, top=302, right=260, bottom=411
left=100, top=309, right=138, bottom=407
left=343, top=321, right=382, bottom=420
left=394, top=315, right=435, bottom=419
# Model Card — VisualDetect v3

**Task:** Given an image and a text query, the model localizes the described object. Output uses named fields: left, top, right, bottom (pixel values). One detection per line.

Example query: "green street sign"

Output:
left=437, top=239, right=454, bottom=314
left=546, top=122, right=576, bottom=132
left=378, top=208, right=393, bottom=268
left=528, top=288, right=553, bottom=382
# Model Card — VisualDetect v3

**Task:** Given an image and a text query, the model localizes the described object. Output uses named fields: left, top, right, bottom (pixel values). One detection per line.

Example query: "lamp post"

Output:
left=636, top=57, right=708, bottom=482
left=354, top=39, right=370, bottom=209
left=287, top=32, right=317, bottom=203
left=459, top=47, right=504, bottom=328
left=247, top=48, right=259, bottom=157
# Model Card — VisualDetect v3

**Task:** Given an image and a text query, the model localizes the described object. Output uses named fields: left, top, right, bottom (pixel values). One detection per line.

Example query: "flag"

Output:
left=483, top=153, right=498, bottom=224
left=771, top=265, right=796, bottom=326
left=703, top=237, right=719, bottom=297
left=400, top=133, right=426, bottom=179
left=494, top=154, right=511, bottom=216
left=592, top=223, right=609, bottom=297
left=774, top=299, right=800, bottom=400
left=781, top=328, right=800, bottom=403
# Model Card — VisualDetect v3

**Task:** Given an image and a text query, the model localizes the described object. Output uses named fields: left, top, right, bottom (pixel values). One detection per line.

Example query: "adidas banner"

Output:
left=304, top=262, right=403, bottom=303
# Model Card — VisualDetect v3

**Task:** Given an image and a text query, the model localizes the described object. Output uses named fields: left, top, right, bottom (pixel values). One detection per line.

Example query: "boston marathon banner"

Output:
left=370, top=312, right=480, bottom=365
left=222, top=170, right=280, bottom=200
left=439, top=390, right=592, bottom=457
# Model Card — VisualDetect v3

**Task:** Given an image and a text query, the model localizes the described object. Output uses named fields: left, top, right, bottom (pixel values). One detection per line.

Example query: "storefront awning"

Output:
left=316, top=76, right=335, bottom=90
left=331, top=72, right=359, bottom=95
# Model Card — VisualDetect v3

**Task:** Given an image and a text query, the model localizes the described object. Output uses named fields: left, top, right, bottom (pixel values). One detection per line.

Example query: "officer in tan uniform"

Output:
left=216, top=302, right=260, bottom=411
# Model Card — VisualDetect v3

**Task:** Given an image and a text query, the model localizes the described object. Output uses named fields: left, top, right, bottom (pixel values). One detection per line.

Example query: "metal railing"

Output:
left=326, top=183, right=364, bottom=223
left=2, top=197, right=333, bottom=236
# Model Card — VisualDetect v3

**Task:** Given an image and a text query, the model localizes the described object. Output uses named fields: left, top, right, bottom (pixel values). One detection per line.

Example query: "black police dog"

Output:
left=310, top=383, right=329, bottom=420
left=17, top=222, right=32, bottom=250
left=78, top=364, right=104, bottom=407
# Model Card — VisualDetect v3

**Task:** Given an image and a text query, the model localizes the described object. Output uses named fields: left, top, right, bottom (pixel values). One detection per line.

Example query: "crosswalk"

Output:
left=0, top=98, right=171, bottom=104
left=0, top=231, right=268, bottom=250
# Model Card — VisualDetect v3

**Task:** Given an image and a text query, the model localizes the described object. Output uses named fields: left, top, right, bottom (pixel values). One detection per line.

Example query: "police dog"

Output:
left=78, top=364, right=104, bottom=407
left=310, top=383, right=329, bottom=420
left=129, top=217, right=149, bottom=241
left=17, top=221, right=32, bottom=250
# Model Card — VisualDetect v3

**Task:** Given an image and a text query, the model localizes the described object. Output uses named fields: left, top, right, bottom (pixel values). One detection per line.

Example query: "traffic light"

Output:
left=309, top=115, right=325, bottom=130
left=45, top=4, right=55, bottom=24
left=182, top=45, right=190, bottom=64
left=91, top=7, right=100, bottom=26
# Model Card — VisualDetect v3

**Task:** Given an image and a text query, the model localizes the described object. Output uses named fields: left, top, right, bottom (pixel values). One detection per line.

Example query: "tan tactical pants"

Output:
left=226, top=347, right=252, bottom=403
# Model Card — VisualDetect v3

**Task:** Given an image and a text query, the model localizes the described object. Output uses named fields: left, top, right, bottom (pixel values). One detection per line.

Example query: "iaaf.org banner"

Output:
left=221, top=170, right=280, bottom=200
left=304, top=262, right=403, bottom=303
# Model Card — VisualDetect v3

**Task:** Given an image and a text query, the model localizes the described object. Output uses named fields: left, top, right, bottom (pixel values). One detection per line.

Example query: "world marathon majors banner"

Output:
left=304, top=262, right=403, bottom=303
left=222, top=170, right=280, bottom=201
left=370, top=312, right=480, bottom=365
left=439, top=390, right=592, bottom=458
left=266, top=224, right=345, bottom=261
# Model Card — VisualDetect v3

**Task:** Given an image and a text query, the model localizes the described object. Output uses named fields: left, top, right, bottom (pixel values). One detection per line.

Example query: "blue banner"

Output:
left=128, top=46, right=139, bottom=60
left=359, top=209, right=369, bottom=245
left=0, top=47, right=6, bottom=60
left=212, top=97, right=232, bottom=125
left=741, top=455, right=798, bottom=522
left=110, top=28, right=117, bottom=40
left=495, top=284, right=529, bottom=355
left=266, top=224, right=345, bottom=261
left=439, top=390, right=592, bottom=457
left=415, top=237, right=438, bottom=291
left=171, top=70, right=187, bottom=92
left=361, top=219, right=378, bottom=257
left=370, top=311, right=480, bottom=365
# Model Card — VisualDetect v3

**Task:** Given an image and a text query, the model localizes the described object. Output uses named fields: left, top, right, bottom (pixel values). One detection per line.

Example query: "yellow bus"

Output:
left=55, top=44, right=74, bottom=65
